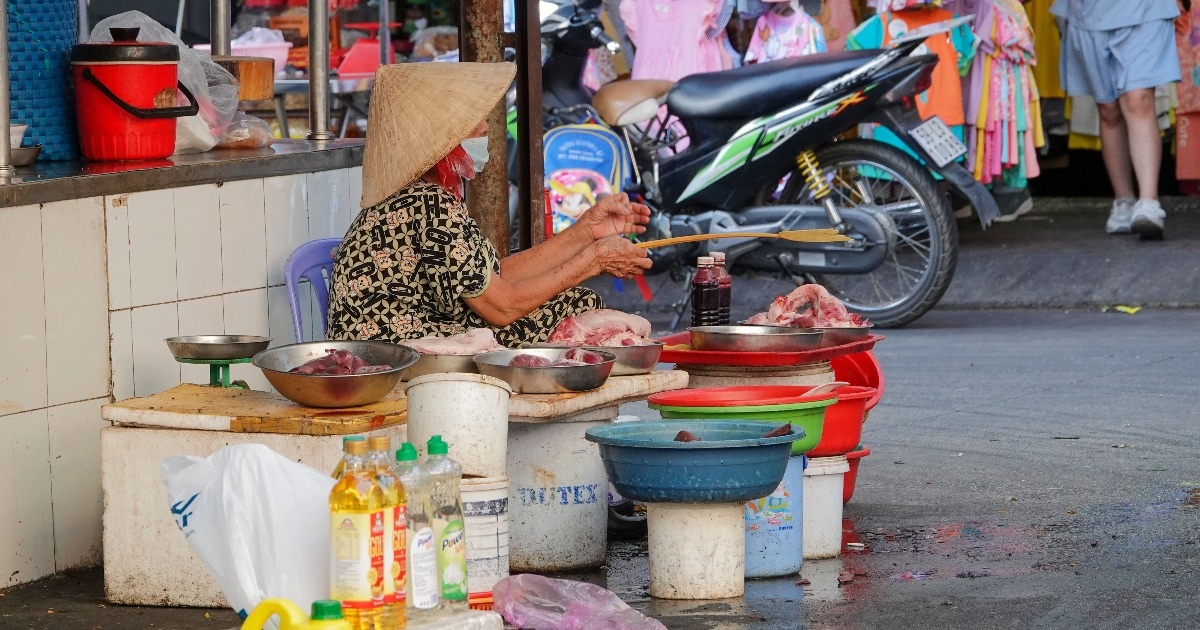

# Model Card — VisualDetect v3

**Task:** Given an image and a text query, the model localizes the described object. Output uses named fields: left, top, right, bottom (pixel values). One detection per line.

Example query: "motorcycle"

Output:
left=520, top=2, right=999, bottom=327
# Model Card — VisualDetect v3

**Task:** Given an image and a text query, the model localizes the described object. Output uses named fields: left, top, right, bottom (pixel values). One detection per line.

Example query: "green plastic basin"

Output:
left=650, top=398, right=834, bottom=455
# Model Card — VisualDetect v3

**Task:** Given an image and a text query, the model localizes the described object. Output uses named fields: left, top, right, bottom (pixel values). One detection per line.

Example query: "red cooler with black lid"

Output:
left=71, top=27, right=199, bottom=161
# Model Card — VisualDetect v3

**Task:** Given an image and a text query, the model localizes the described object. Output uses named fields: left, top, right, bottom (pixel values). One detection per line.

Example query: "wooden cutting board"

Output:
left=507, top=370, right=689, bottom=422
left=102, top=384, right=407, bottom=435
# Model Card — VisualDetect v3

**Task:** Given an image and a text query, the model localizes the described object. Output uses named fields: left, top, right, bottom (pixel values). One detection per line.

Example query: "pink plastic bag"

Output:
left=493, top=575, right=667, bottom=630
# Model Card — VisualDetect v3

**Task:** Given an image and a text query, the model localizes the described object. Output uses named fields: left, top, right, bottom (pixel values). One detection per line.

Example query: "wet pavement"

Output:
left=3, top=309, right=1199, bottom=629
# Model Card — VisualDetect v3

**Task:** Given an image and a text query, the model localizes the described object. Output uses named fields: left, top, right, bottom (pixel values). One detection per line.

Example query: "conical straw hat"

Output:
left=361, top=61, right=516, bottom=208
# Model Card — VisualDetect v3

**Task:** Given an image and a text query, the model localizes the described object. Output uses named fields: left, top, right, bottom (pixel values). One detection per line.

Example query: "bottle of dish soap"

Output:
left=425, top=436, right=468, bottom=614
left=331, top=436, right=366, bottom=479
left=367, top=436, right=407, bottom=629
left=396, top=442, right=440, bottom=623
left=241, top=599, right=352, bottom=630
left=328, top=440, right=385, bottom=630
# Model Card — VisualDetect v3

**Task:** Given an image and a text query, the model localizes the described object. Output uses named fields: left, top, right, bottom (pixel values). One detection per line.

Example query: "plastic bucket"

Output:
left=652, top=400, right=832, bottom=455
left=744, top=454, right=805, bottom=578
left=802, top=455, right=849, bottom=560
left=461, top=475, right=509, bottom=602
left=647, top=502, right=745, bottom=599
left=805, top=386, right=875, bottom=457
left=681, top=361, right=834, bottom=389
left=404, top=373, right=512, bottom=478
left=843, top=445, right=870, bottom=505
left=830, top=351, right=885, bottom=412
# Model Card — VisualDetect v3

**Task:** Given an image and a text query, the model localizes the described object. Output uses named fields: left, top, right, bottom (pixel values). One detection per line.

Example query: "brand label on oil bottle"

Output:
left=410, top=526, right=438, bottom=610
left=437, top=519, right=468, bottom=602
left=392, top=505, right=407, bottom=603
left=329, top=510, right=385, bottom=610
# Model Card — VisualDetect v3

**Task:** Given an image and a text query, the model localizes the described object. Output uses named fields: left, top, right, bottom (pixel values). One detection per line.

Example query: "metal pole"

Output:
left=79, top=0, right=91, bottom=43
left=460, top=0, right=509, bottom=255
left=0, top=0, right=15, bottom=176
left=210, top=0, right=231, bottom=55
left=379, top=0, right=391, bottom=67
left=176, top=0, right=188, bottom=39
left=308, top=0, right=334, bottom=140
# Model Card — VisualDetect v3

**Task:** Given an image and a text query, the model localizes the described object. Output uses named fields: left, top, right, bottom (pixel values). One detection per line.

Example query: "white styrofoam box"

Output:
left=174, top=185, right=224, bottom=301
left=110, top=310, right=135, bottom=402
left=408, top=611, right=504, bottom=630
left=48, top=397, right=109, bottom=571
left=219, top=179, right=269, bottom=294
left=43, top=198, right=110, bottom=407
left=266, top=285, right=299, bottom=347
left=263, top=173, right=309, bottom=287
left=223, top=289, right=271, bottom=390
left=126, top=189, right=179, bottom=308
left=177, top=297, right=226, bottom=385
left=0, top=409, right=55, bottom=587
left=101, top=424, right=409, bottom=607
left=105, top=196, right=132, bottom=310
left=130, top=303, right=181, bottom=398
left=0, top=203, right=48, bottom=417
left=306, top=169, right=350, bottom=240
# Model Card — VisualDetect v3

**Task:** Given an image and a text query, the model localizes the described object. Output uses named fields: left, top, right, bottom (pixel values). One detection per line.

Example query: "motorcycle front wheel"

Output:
left=777, top=139, right=958, bottom=328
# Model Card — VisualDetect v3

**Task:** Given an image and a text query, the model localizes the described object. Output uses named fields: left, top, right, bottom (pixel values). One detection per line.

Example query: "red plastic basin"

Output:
left=830, top=350, right=885, bottom=411
left=805, top=386, right=875, bottom=457
left=647, top=385, right=837, bottom=408
left=843, top=445, right=871, bottom=504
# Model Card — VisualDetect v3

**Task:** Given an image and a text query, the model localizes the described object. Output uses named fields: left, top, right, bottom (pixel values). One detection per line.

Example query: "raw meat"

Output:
left=509, top=354, right=553, bottom=368
left=674, top=430, right=702, bottom=442
left=562, top=348, right=607, bottom=365
left=289, top=349, right=392, bottom=375
left=760, top=423, right=793, bottom=438
left=405, top=328, right=503, bottom=355
left=746, top=285, right=870, bottom=328
left=507, top=349, right=608, bottom=368
left=549, top=309, right=654, bottom=346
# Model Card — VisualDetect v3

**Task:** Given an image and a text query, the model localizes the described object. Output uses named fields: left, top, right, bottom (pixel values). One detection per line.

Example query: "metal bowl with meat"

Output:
left=473, top=348, right=616, bottom=394
left=690, top=326, right=824, bottom=353
left=252, top=341, right=419, bottom=408
left=530, top=342, right=664, bottom=376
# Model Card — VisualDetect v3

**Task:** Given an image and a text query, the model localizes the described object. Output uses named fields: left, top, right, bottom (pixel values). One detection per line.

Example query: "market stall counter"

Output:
left=98, top=369, right=687, bottom=608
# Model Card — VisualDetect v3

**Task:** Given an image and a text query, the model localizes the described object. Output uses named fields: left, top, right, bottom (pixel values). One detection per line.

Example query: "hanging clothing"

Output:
left=745, top=2, right=827, bottom=64
left=815, top=0, right=860, bottom=51
left=619, top=0, right=732, bottom=81
left=1175, top=0, right=1200, bottom=115
left=1023, top=0, right=1063, bottom=98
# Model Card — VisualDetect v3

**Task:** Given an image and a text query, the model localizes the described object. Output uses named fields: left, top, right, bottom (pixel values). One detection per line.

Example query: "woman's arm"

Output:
left=498, top=223, right=592, bottom=284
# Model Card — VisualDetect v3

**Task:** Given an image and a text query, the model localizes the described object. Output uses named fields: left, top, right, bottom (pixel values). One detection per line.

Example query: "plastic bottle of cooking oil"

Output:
left=367, top=436, right=407, bottom=629
left=241, top=599, right=352, bottom=630
left=396, top=443, right=440, bottom=623
left=425, top=436, right=468, bottom=614
left=329, top=439, right=385, bottom=630
left=332, top=436, right=366, bottom=479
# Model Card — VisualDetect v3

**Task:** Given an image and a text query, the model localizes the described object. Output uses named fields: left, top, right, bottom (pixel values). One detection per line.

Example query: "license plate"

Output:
left=908, top=116, right=967, bottom=168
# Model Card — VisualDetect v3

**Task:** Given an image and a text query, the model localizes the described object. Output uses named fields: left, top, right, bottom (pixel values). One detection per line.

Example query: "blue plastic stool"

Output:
left=284, top=238, right=342, bottom=342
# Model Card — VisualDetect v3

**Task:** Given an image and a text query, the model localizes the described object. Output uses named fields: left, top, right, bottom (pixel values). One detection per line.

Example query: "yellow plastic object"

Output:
left=241, top=599, right=353, bottom=630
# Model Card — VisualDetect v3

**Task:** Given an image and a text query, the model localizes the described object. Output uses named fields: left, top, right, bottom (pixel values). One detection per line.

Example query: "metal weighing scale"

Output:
left=165, top=335, right=272, bottom=389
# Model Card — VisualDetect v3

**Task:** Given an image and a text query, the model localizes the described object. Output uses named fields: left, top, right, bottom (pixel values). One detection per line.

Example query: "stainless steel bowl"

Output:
left=531, top=342, right=664, bottom=376
left=402, top=353, right=480, bottom=381
left=11, top=144, right=41, bottom=167
left=252, top=341, right=419, bottom=408
left=165, top=335, right=272, bottom=361
left=811, top=325, right=873, bottom=347
left=690, top=325, right=824, bottom=353
left=473, top=348, right=616, bottom=394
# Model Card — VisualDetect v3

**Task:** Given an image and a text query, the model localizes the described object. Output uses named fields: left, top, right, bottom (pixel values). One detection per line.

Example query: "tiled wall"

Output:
left=0, top=166, right=363, bottom=588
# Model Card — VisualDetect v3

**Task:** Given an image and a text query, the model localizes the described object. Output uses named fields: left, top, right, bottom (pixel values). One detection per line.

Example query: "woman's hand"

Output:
left=574, top=193, right=652, bottom=241
left=589, top=236, right=653, bottom=279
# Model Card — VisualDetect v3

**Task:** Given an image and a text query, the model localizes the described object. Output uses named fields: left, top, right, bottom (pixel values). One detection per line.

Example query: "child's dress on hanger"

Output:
left=620, top=0, right=732, bottom=80
left=744, top=1, right=827, bottom=64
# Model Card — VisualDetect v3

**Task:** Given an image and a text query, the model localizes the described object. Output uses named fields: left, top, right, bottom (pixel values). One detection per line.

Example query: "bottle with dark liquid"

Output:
left=711, top=251, right=732, bottom=326
left=691, top=256, right=721, bottom=328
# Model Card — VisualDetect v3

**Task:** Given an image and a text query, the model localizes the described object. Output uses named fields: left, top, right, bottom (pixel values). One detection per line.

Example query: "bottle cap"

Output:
left=396, top=442, right=418, bottom=462
left=310, top=600, right=345, bottom=621
left=427, top=435, right=449, bottom=455
left=342, top=435, right=365, bottom=444
left=711, top=251, right=725, bottom=262
left=367, top=436, right=391, bottom=452
left=345, top=440, right=368, bottom=455
left=697, top=256, right=714, bottom=265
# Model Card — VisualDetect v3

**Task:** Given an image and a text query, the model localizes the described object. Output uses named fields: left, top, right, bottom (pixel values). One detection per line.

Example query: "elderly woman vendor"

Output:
left=326, top=62, right=651, bottom=347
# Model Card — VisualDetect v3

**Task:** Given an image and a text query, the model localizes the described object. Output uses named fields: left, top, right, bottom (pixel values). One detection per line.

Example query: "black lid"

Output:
left=71, top=27, right=181, bottom=63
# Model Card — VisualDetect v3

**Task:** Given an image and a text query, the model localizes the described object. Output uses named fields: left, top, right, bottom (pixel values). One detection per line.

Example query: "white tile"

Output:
left=174, top=185, right=223, bottom=300
left=0, top=204, right=47, bottom=417
left=267, top=285, right=300, bottom=346
left=264, top=174, right=310, bottom=287
left=333, top=168, right=355, bottom=235
left=43, top=198, right=110, bottom=407
left=0, top=409, right=55, bottom=587
left=177, top=297, right=225, bottom=384
left=105, top=196, right=132, bottom=310
left=131, top=303, right=181, bottom=397
left=224, top=290, right=272, bottom=390
left=307, top=170, right=350, bottom=240
left=48, top=398, right=108, bottom=571
left=219, top=179, right=268, bottom=293
left=127, top=188, right=178, bottom=307
left=110, top=310, right=134, bottom=401
left=347, top=166, right=363, bottom=220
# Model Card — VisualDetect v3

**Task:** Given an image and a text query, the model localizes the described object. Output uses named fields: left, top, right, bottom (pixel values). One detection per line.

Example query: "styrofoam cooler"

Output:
left=405, top=373, right=512, bottom=477
left=461, top=475, right=510, bottom=599
left=683, top=362, right=835, bottom=388
left=744, top=455, right=806, bottom=577
left=802, top=455, right=850, bottom=560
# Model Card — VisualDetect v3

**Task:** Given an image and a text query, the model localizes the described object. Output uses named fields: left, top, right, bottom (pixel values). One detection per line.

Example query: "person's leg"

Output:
left=1097, top=101, right=1135, bottom=200
left=1118, top=88, right=1161, bottom=201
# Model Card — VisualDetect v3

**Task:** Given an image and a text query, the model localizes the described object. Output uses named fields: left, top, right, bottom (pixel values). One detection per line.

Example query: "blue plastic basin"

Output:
left=584, top=421, right=805, bottom=504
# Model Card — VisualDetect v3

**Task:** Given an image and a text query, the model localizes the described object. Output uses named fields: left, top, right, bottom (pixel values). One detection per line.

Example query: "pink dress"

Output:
left=745, top=6, right=827, bottom=64
left=620, top=0, right=731, bottom=80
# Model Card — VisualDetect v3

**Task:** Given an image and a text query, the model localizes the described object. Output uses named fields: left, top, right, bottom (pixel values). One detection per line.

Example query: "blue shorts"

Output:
left=1060, top=18, right=1181, bottom=104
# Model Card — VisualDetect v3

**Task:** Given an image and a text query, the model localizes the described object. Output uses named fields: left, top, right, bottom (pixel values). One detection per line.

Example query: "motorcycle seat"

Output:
left=668, top=50, right=882, bottom=121
left=593, top=79, right=674, bottom=127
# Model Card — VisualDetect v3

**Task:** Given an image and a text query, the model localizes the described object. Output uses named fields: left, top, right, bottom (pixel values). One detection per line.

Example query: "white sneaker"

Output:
left=1130, top=199, right=1166, bottom=240
left=1105, top=197, right=1136, bottom=234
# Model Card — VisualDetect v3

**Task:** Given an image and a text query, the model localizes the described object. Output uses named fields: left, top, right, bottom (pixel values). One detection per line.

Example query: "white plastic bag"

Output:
left=89, top=11, right=240, bottom=154
left=161, top=444, right=334, bottom=621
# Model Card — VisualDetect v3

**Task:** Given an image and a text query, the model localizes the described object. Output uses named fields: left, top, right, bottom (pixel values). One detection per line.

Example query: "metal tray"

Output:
left=474, top=348, right=615, bottom=394
left=810, top=325, right=873, bottom=347
left=689, top=326, right=824, bottom=353
left=165, top=335, right=272, bottom=361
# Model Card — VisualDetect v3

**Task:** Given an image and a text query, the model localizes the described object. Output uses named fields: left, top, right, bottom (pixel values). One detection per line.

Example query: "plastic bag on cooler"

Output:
left=493, top=574, right=667, bottom=630
left=89, top=11, right=240, bottom=154
left=161, top=444, right=335, bottom=625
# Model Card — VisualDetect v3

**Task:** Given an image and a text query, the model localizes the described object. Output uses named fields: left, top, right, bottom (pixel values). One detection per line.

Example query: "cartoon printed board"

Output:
left=543, top=124, right=631, bottom=235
